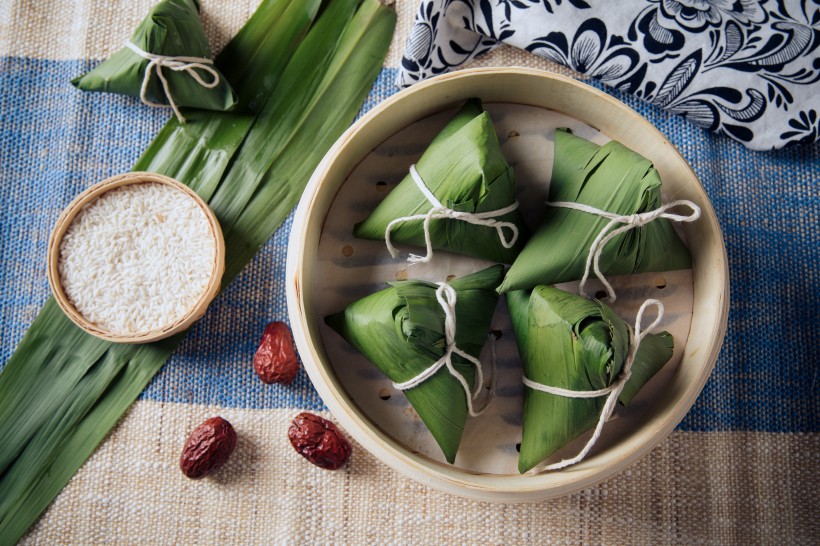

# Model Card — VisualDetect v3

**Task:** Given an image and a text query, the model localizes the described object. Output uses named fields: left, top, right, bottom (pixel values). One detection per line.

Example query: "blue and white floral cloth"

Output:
left=398, top=0, right=820, bottom=150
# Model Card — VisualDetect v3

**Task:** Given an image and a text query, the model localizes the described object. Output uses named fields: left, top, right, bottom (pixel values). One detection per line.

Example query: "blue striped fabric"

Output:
left=1, top=58, right=817, bottom=432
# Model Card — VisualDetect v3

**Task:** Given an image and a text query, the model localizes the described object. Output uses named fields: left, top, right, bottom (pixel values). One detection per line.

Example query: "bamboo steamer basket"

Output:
left=286, top=68, right=729, bottom=502
left=48, top=171, right=225, bottom=344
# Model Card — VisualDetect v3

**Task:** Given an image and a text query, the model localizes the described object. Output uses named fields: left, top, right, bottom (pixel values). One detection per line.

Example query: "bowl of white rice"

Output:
left=47, top=172, right=225, bottom=343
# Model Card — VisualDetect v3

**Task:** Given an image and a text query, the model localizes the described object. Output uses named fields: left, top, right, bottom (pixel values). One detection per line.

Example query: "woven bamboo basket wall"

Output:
left=48, top=171, right=225, bottom=344
left=287, top=68, right=729, bottom=502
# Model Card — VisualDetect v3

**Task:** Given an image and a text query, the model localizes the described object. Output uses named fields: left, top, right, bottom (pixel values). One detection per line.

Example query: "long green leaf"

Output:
left=0, top=300, right=110, bottom=474
left=0, top=1, right=395, bottom=542
left=0, top=335, right=179, bottom=545
left=223, top=0, right=397, bottom=281
left=206, top=0, right=359, bottom=226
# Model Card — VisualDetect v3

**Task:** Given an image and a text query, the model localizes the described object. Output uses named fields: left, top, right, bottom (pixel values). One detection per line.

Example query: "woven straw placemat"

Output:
left=0, top=1, right=817, bottom=543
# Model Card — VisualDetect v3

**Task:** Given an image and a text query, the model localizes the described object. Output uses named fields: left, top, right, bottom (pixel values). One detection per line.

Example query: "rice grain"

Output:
left=58, top=182, right=216, bottom=335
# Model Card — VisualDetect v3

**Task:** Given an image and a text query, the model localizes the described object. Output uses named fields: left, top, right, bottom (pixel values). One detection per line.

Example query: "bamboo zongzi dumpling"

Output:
left=498, top=129, right=694, bottom=293
left=325, top=265, right=503, bottom=463
left=72, top=0, right=237, bottom=119
left=507, top=286, right=674, bottom=473
left=353, top=99, right=529, bottom=264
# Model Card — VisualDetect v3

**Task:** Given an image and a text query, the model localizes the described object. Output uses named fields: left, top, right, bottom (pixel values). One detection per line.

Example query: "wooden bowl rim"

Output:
left=47, top=171, right=226, bottom=344
left=286, top=67, right=729, bottom=502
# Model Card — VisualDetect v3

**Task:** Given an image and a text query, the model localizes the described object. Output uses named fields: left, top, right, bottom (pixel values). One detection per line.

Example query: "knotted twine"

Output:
left=548, top=199, right=701, bottom=302
left=522, top=198, right=699, bottom=472
left=523, top=299, right=664, bottom=473
left=125, top=42, right=220, bottom=124
left=392, top=282, right=494, bottom=417
left=385, top=165, right=520, bottom=264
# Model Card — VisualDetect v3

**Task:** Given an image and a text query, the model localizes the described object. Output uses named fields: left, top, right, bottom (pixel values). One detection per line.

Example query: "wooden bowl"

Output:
left=286, top=68, right=729, bottom=502
left=47, top=172, right=225, bottom=344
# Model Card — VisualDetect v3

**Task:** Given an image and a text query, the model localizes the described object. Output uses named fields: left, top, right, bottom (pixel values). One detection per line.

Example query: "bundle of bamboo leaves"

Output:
left=353, top=99, right=530, bottom=264
left=0, top=1, right=395, bottom=542
left=498, top=128, right=692, bottom=293
left=508, top=286, right=673, bottom=473
left=326, top=265, right=504, bottom=463
left=72, top=0, right=238, bottom=114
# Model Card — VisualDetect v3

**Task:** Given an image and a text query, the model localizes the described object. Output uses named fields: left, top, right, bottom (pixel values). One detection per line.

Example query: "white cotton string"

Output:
left=524, top=299, right=664, bottom=473
left=547, top=199, right=701, bottom=302
left=385, top=164, right=520, bottom=264
left=392, top=282, right=494, bottom=417
left=125, top=42, right=220, bottom=124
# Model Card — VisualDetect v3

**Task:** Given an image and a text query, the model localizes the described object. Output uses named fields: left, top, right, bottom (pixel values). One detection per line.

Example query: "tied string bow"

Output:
left=548, top=199, right=701, bottom=302
left=125, top=42, right=221, bottom=124
left=385, top=164, right=519, bottom=264
left=392, top=282, right=494, bottom=417
left=522, top=299, right=664, bottom=472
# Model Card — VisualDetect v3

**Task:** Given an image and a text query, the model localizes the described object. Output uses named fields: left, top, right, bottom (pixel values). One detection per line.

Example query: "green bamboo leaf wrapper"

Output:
left=325, top=265, right=504, bottom=464
left=507, top=286, right=674, bottom=474
left=130, top=0, right=322, bottom=200
left=353, top=99, right=530, bottom=264
left=72, top=0, right=238, bottom=113
left=0, top=1, right=395, bottom=542
left=498, top=129, right=692, bottom=293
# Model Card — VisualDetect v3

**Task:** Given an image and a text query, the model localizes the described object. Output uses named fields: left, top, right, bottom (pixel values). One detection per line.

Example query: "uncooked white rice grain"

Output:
left=58, top=182, right=216, bottom=335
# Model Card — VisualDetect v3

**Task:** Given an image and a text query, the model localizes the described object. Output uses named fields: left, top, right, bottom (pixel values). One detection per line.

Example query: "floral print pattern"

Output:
left=398, top=0, right=820, bottom=150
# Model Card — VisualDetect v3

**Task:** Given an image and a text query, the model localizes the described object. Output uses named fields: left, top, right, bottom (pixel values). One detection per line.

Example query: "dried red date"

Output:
left=288, top=413, right=351, bottom=470
left=254, top=321, right=300, bottom=385
left=179, top=416, right=237, bottom=479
